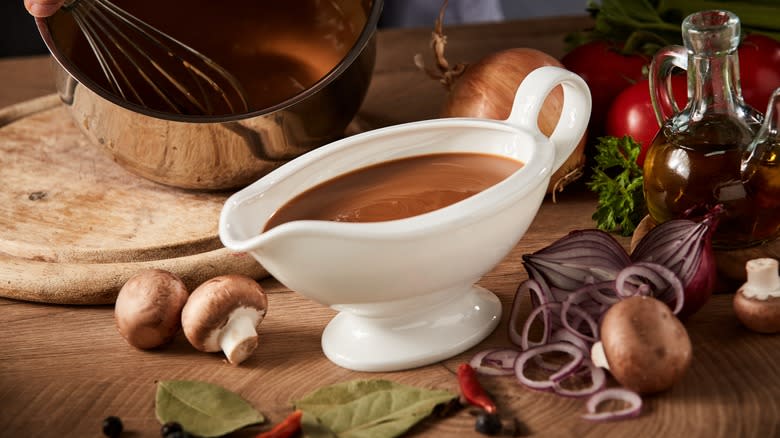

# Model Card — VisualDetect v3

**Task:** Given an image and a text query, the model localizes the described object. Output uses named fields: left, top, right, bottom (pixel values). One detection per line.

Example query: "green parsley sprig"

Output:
left=587, top=136, right=646, bottom=236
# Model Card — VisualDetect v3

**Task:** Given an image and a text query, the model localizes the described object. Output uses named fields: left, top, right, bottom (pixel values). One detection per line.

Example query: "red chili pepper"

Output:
left=256, top=410, right=303, bottom=438
left=457, top=363, right=497, bottom=414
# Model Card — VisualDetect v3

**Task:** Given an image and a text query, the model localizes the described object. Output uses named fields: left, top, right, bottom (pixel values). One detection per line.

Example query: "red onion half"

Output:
left=631, top=208, right=722, bottom=318
left=522, top=230, right=631, bottom=292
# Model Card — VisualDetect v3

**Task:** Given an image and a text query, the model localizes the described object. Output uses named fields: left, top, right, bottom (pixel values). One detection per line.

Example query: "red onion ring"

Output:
left=561, top=299, right=599, bottom=343
left=509, top=279, right=549, bottom=346
left=469, top=349, right=498, bottom=372
left=469, top=348, right=519, bottom=376
left=519, top=302, right=561, bottom=351
left=549, top=328, right=590, bottom=353
left=615, top=262, right=684, bottom=315
left=553, top=360, right=606, bottom=398
left=514, top=342, right=584, bottom=390
left=581, top=388, right=643, bottom=421
left=581, top=280, right=620, bottom=305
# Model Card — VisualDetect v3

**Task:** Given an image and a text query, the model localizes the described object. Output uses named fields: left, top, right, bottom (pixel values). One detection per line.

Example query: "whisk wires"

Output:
left=62, top=0, right=249, bottom=115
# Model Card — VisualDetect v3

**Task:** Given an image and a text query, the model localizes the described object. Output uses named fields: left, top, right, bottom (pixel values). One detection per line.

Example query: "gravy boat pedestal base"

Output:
left=322, top=285, right=501, bottom=372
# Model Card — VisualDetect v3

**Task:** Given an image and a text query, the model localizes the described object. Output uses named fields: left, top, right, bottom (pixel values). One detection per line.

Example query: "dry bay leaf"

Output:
left=293, top=379, right=456, bottom=438
left=155, top=380, right=265, bottom=437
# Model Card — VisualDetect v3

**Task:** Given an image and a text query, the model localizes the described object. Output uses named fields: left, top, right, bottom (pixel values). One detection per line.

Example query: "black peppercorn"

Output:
left=475, top=412, right=502, bottom=436
left=102, top=416, right=123, bottom=438
left=161, top=421, right=183, bottom=436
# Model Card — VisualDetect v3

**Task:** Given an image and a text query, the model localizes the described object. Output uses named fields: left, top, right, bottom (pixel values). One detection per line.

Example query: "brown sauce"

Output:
left=264, top=152, right=524, bottom=231
left=50, top=0, right=367, bottom=114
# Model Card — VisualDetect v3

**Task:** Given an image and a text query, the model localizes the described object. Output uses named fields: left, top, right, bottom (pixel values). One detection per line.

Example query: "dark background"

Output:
left=1, top=2, right=49, bottom=57
left=0, top=0, right=585, bottom=58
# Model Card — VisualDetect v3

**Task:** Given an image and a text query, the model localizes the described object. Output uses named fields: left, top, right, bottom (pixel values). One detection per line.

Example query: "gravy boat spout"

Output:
left=219, top=66, right=591, bottom=371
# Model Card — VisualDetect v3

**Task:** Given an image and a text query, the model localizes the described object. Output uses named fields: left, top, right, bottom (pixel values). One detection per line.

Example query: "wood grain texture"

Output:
left=1, top=16, right=779, bottom=438
left=0, top=98, right=266, bottom=304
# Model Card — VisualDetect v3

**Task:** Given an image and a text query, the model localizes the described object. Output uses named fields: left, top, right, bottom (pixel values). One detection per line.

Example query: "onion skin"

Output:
left=440, top=48, right=587, bottom=195
left=631, top=209, right=723, bottom=319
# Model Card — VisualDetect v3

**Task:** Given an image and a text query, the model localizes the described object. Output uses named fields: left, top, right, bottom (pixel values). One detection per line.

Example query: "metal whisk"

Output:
left=62, top=0, right=249, bottom=115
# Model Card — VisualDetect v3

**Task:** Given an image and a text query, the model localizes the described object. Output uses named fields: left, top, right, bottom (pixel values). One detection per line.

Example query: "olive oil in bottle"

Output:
left=643, top=10, right=774, bottom=249
left=643, top=114, right=757, bottom=247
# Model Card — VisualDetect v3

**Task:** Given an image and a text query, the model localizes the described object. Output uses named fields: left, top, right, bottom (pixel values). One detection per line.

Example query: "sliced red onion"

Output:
left=580, top=280, right=620, bottom=305
left=549, top=350, right=585, bottom=382
left=509, top=279, right=549, bottom=346
left=483, top=349, right=520, bottom=374
left=615, top=262, right=684, bottom=315
left=470, top=348, right=518, bottom=376
left=581, top=388, right=643, bottom=421
left=553, top=360, right=607, bottom=398
left=523, top=230, right=631, bottom=292
left=469, top=349, right=497, bottom=371
left=519, top=302, right=561, bottom=350
left=630, top=206, right=723, bottom=318
left=549, top=328, right=590, bottom=353
left=549, top=286, right=573, bottom=303
left=514, top=342, right=584, bottom=390
left=561, top=299, right=599, bottom=343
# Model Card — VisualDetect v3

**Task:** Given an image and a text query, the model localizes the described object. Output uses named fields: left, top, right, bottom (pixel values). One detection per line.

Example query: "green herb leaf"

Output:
left=155, top=380, right=265, bottom=437
left=569, top=0, right=780, bottom=55
left=293, top=379, right=457, bottom=438
left=586, top=135, right=646, bottom=236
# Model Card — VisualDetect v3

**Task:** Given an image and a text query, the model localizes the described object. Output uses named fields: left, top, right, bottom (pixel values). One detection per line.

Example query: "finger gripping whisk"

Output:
left=63, top=0, right=249, bottom=115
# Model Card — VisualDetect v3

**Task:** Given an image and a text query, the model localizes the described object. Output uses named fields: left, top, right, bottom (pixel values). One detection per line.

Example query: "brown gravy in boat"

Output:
left=264, top=152, right=524, bottom=231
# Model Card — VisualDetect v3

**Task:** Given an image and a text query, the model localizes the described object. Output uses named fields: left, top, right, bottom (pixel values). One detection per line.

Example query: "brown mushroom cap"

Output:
left=733, top=293, right=780, bottom=334
left=600, top=295, right=692, bottom=394
left=114, top=269, right=189, bottom=350
left=181, top=274, right=268, bottom=353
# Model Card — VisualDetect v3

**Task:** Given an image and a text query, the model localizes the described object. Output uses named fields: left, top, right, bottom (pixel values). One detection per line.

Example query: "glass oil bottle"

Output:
left=643, top=10, right=771, bottom=249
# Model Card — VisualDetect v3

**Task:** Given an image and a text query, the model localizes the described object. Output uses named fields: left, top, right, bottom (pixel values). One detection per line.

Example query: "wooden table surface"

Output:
left=1, top=16, right=779, bottom=438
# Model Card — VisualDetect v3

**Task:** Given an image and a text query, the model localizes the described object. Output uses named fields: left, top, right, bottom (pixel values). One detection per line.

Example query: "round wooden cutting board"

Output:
left=0, top=95, right=267, bottom=304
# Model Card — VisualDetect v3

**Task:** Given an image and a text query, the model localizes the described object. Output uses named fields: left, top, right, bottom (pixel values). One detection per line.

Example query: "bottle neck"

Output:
left=688, top=49, right=744, bottom=118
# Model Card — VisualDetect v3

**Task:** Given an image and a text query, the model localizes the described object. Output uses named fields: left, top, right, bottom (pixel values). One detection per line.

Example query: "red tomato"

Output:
left=738, top=34, right=780, bottom=112
left=561, top=40, right=648, bottom=136
left=605, top=75, right=688, bottom=166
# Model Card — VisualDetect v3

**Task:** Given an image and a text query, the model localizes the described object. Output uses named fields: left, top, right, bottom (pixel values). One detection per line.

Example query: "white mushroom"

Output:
left=733, top=258, right=780, bottom=334
left=114, top=269, right=189, bottom=349
left=181, top=274, right=268, bottom=365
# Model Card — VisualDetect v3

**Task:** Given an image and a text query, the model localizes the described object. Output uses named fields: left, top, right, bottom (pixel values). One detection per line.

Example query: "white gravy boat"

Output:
left=219, top=66, right=591, bottom=371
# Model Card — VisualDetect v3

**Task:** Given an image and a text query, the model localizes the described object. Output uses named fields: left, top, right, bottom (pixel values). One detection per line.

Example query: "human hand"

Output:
left=24, top=0, right=66, bottom=17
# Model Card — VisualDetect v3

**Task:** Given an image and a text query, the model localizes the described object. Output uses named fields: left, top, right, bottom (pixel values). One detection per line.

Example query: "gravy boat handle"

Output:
left=506, top=66, right=591, bottom=174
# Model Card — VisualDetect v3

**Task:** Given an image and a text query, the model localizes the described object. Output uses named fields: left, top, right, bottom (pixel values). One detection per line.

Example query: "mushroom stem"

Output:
left=741, top=258, right=780, bottom=300
left=219, top=308, right=261, bottom=364
left=590, top=341, right=610, bottom=370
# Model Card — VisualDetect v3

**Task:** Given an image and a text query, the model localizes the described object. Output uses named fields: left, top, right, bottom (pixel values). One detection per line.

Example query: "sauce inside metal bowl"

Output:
left=47, top=0, right=368, bottom=114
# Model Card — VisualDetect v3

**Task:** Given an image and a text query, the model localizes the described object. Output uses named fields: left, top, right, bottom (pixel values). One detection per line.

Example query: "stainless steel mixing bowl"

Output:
left=35, top=0, right=382, bottom=190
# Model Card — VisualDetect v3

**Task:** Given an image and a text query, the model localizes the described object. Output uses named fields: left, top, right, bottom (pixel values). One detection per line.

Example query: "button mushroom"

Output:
left=114, top=269, right=189, bottom=349
left=590, top=295, right=692, bottom=394
left=733, top=258, right=780, bottom=334
left=181, top=274, right=268, bottom=365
